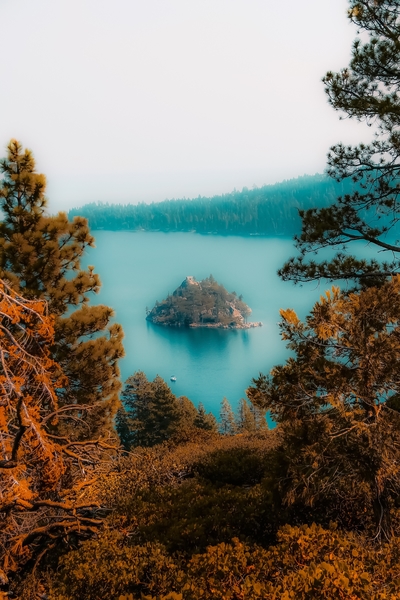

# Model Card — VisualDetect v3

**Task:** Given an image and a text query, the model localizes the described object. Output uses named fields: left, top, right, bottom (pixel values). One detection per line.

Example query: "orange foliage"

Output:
left=0, top=279, right=66, bottom=506
left=0, top=279, right=117, bottom=584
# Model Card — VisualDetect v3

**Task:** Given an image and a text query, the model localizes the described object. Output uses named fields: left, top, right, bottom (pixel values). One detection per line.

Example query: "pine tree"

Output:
left=115, top=407, right=136, bottom=451
left=176, top=395, right=199, bottom=431
left=247, top=277, right=400, bottom=539
left=219, top=397, right=236, bottom=435
left=194, top=402, right=218, bottom=432
left=235, top=397, right=267, bottom=433
left=118, top=372, right=184, bottom=447
left=279, top=0, right=400, bottom=287
left=249, top=401, right=268, bottom=431
left=236, top=398, right=257, bottom=433
left=0, top=140, right=124, bottom=440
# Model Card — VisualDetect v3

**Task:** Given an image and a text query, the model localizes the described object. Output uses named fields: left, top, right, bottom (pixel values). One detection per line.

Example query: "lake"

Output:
left=82, top=231, right=353, bottom=417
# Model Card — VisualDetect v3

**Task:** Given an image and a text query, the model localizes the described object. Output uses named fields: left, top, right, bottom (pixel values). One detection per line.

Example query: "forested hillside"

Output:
left=68, top=174, right=355, bottom=235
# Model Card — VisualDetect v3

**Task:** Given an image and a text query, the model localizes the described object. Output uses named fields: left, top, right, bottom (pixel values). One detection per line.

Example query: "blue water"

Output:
left=81, top=231, right=352, bottom=415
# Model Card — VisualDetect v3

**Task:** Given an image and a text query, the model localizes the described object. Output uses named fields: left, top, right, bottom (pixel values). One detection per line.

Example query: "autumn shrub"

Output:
left=50, top=524, right=400, bottom=600
left=264, top=523, right=400, bottom=600
left=98, top=431, right=279, bottom=513
left=123, top=480, right=273, bottom=553
left=194, top=446, right=271, bottom=487
left=97, top=432, right=279, bottom=555
left=178, top=525, right=400, bottom=600
left=49, top=531, right=182, bottom=600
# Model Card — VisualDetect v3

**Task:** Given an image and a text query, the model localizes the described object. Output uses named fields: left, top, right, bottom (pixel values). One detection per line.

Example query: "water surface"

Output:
left=82, top=232, right=349, bottom=415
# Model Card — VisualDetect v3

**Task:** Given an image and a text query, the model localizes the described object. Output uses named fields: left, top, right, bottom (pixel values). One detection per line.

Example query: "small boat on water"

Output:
left=170, top=376, right=177, bottom=382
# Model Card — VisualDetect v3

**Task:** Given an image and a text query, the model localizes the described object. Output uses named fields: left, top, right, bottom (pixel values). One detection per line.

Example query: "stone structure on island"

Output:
left=146, top=275, right=262, bottom=329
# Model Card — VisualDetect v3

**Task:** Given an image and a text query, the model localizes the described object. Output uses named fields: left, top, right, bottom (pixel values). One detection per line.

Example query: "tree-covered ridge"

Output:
left=68, top=174, right=355, bottom=236
left=146, top=275, right=260, bottom=329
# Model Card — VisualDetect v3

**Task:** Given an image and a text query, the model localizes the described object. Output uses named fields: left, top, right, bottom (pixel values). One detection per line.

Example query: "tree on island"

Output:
left=147, top=275, right=255, bottom=329
left=279, top=0, right=400, bottom=287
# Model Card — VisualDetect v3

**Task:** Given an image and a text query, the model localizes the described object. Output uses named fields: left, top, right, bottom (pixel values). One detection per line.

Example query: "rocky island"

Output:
left=146, top=275, right=263, bottom=329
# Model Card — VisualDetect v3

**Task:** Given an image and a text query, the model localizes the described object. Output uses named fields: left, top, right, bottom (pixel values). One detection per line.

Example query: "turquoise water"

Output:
left=82, top=231, right=342, bottom=415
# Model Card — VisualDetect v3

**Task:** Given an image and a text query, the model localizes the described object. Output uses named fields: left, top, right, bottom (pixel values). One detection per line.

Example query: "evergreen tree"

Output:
left=177, top=395, right=199, bottom=427
left=219, top=397, right=236, bottom=435
left=68, top=174, right=353, bottom=237
left=0, top=140, right=124, bottom=439
left=235, top=398, right=267, bottom=433
left=115, top=407, right=136, bottom=451
left=118, top=371, right=184, bottom=447
left=236, top=398, right=256, bottom=433
left=194, top=402, right=218, bottom=432
left=280, top=0, right=400, bottom=287
left=247, top=278, right=400, bottom=539
left=249, top=400, right=268, bottom=431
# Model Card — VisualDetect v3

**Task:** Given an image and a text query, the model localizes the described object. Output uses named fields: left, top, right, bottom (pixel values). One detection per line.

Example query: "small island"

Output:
left=146, top=275, right=263, bottom=329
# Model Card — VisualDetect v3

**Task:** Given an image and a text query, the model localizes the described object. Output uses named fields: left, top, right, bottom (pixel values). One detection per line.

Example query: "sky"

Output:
left=0, top=0, right=373, bottom=212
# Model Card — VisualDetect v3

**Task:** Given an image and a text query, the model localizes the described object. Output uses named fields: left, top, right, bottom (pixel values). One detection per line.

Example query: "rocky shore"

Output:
left=146, top=275, right=260, bottom=329
left=189, top=321, right=263, bottom=329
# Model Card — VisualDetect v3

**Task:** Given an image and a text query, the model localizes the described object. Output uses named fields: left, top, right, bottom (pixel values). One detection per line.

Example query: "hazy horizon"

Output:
left=63, top=170, right=325, bottom=212
left=1, top=0, right=373, bottom=212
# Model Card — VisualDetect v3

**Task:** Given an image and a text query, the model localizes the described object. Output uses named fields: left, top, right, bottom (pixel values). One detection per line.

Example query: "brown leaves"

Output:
left=50, top=522, right=400, bottom=600
left=0, top=280, right=118, bottom=581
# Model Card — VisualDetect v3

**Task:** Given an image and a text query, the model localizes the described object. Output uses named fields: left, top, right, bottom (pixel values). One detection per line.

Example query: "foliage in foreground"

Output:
left=0, top=280, right=120, bottom=587
left=0, top=139, right=125, bottom=442
left=248, top=276, right=400, bottom=539
left=281, top=0, right=400, bottom=286
left=0, top=141, right=124, bottom=591
left=5, top=3, right=400, bottom=595
left=50, top=523, right=400, bottom=600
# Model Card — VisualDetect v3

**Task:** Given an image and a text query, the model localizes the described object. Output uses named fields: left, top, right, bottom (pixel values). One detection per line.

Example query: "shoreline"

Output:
left=147, top=319, right=263, bottom=330
left=189, top=321, right=263, bottom=330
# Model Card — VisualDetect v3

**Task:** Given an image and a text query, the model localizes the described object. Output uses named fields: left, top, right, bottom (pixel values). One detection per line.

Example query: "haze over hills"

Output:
left=68, top=173, right=355, bottom=236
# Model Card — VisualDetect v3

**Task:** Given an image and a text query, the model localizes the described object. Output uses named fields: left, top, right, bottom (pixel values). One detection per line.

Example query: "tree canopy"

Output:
left=0, top=140, right=124, bottom=441
left=116, top=371, right=217, bottom=448
left=247, top=276, right=400, bottom=539
left=68, top=174, right=355, bottom=236
left=147, top=276, right=253, bottom=329
left=279, top=0, right=400, bottom=287
left=0, top=279, right=117, bottom=582
left=5, top=2, right=400, bottom=597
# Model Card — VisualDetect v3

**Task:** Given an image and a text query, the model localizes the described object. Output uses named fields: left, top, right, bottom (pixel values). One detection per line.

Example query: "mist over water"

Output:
left=82, top=231, right=373, bottom=416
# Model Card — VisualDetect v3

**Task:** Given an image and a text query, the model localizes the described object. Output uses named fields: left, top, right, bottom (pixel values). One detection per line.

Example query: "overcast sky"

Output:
left=1, top=0, right=372, bottom=211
